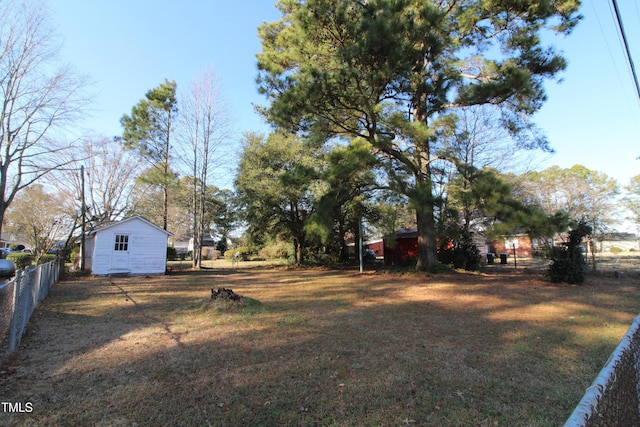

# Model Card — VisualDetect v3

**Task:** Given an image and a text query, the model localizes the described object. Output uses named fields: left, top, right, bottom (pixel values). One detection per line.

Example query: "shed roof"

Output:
left=89, top=216, right=173, bottom=237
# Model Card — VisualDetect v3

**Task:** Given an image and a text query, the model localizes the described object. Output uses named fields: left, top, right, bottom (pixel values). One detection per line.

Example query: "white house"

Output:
left=84, top=216, right=172, bottom=276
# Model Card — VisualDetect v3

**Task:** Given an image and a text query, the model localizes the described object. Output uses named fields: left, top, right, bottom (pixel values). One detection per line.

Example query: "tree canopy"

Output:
left=5, top=184, right=66, bottom=257
left=519, top=165, right=619, bottom=234
left=623, top=174, right=640, bottom=229
left=120, top=79, right=178, bottom=230
left=257, top=0, right=581, bottom=268
left=235, top=132, right=322, bottom=265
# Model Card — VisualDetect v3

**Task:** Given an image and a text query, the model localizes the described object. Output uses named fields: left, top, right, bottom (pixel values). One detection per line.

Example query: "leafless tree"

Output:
left=54, top=136, right=146, bottom=229
left=0, top=0, right=89, bottom=236
left=177, top=67, right=234, bottom=268
left=40, top=136, right=149, bottom=266
left=437, top=106, right=514, bottom=170
left=432, top=105, right=547, bottom=232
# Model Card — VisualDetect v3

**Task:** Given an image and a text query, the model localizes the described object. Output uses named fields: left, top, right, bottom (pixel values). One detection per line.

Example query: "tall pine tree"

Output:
left=257, top=0, right=581, bottom=269
left=121, top=80, right=178, bottom=230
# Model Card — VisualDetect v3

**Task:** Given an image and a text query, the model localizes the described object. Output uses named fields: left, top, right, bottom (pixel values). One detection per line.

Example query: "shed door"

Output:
left=111, top=234, right=130, bottom=270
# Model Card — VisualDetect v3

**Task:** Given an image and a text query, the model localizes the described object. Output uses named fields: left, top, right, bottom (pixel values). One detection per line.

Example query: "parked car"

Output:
left=363, top=249, right=376, bottom=262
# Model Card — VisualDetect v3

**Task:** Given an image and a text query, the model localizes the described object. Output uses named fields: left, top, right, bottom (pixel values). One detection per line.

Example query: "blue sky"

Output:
left=50, top=0, right=639, bottom=189
left=534, top=0, right=640, bottom=186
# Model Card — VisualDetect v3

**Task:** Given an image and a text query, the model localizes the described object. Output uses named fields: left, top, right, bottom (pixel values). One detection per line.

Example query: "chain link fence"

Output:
left=564, top=315, right=640, bottom=426
left=0, top=258, right=63, bottom=360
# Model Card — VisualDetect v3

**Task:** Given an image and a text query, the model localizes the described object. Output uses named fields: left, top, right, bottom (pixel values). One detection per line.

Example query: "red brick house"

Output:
left=487, top=234, right=534, bottom=258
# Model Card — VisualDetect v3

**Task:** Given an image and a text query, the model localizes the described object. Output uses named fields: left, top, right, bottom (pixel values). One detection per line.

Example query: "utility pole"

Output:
left=359, top=218, right=364, bottom=274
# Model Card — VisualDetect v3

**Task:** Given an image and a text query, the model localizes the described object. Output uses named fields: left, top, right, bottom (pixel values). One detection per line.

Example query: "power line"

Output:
left=611, top=0, right=640, bottom=102
left=594, top=0, right=631, bottom=105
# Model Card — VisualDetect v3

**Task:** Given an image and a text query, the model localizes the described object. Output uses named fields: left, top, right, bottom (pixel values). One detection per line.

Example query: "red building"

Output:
left=383, top=229, right=419, bottom=266
left=488, top=234, right=534, bottom=258
left=366, top=239, right=384, bottom=258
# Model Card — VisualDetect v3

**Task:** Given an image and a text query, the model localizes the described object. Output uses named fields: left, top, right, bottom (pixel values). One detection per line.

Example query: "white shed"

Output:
left=84, top=216, right=172, bottom=276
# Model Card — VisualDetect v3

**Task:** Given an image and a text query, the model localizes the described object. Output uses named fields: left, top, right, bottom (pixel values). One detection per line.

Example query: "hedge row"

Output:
left=6, top=253, right=57, bottom=270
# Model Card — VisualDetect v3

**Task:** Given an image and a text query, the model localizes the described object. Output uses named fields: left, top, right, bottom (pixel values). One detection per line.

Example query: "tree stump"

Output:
left=211, top=288, right=244, bottom=301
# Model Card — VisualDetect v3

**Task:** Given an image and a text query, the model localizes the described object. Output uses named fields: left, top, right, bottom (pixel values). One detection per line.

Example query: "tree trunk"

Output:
left=353, top=218, right=362, bottom=264
left=191, top=148, right=199, bottom=269
left=413, top=174, right=438, bottom=270
left=338, top=221, right=349, bottom=262
left=411, top=89, right=438, bottom=270
left=192, top=234, right=201, bottom=269
left=163, top=112, right=172, bottom=232
left=162, top=176, right=169, bottom=231
left=191, top=175, right=201, bottom=269
left=0, top=164, right=9, bottom=239
left=198, top=155, right=208, bottom=268
left=415, top=206, right=438, bottom=270
left=294, top=237, right=304, bottom=265
left=197, top=203, right=206, bottom=269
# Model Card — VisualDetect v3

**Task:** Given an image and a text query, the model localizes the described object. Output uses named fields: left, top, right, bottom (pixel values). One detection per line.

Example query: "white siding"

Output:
left=90, top=218, right=169, bottom=276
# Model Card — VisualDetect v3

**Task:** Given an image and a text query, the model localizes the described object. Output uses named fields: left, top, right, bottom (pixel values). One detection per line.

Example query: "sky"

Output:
left=49, top=0, right=640, bottom=192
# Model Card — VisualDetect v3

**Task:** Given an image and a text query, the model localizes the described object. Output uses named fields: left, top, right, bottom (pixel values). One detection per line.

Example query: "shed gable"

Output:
left=88, top=217, right=169, bottom=276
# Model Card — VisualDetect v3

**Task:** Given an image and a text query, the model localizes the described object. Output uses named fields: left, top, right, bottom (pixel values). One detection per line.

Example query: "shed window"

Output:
left=114, top=234, right=129, bottom=251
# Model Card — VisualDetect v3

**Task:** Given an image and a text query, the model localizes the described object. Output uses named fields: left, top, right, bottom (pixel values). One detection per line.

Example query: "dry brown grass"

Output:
left=1, top=263, right=639, bottom=426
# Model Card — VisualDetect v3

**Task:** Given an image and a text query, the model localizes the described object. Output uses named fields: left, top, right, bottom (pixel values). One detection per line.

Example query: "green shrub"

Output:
left=69, top=247, right=80, bottom=264
left=609, top=246, right=623, bottom=254
left=215, top=238, right=228, bottom=253
left=224, top=247, right=251, bottom=261
left=7, top=253, right=35, bottom=270
left=533, top=245, right=552, bottom=259
left=428, top=261, right=452, bottom=274
left=167, top=246, right=177, bottom=260
left=548, top=222, right=591, bottom=284
left=303, top=250, right=336, bottom=266
left=38, top=254, right=57, bottom=264
left=437, top=231, right=482, bottom=271
left=258, top=241, right=292, bottom=260
left=6, top=253, right=58, bottom=269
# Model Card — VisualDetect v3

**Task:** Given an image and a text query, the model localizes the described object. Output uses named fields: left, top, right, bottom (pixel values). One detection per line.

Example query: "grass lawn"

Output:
left=1, top=261, right=639, bottom=426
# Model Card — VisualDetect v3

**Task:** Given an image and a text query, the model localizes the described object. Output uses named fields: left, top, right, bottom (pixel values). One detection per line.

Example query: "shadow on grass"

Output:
left=1, top=267, right=639, bottom=426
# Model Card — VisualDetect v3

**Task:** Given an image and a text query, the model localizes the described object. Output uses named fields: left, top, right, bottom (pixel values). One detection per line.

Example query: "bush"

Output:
left=7, top=253, right=35, bottom=270
left=216, top=238, right=228, bottom=253
left=548, top=222, right=591, bottom=284
left=258, top=241, right=292, bottom=260
left=438, top=231, right=482, bottom=271
left=428, top=261, right=452, bottom=274
left=38, top=254, right=57, bottom=264
left=69, top=247, right=80, bottom=264
left=224, top=247, right=252, bottom=261
left=167, top=246, right=177, bottom=260
left=303, top=250, right=336, bottom=266
left=609, top=246, right=623, bottom=254
left=533, top=245, right=552, bottom=259
left=209, top=249, right=221, bottom=260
